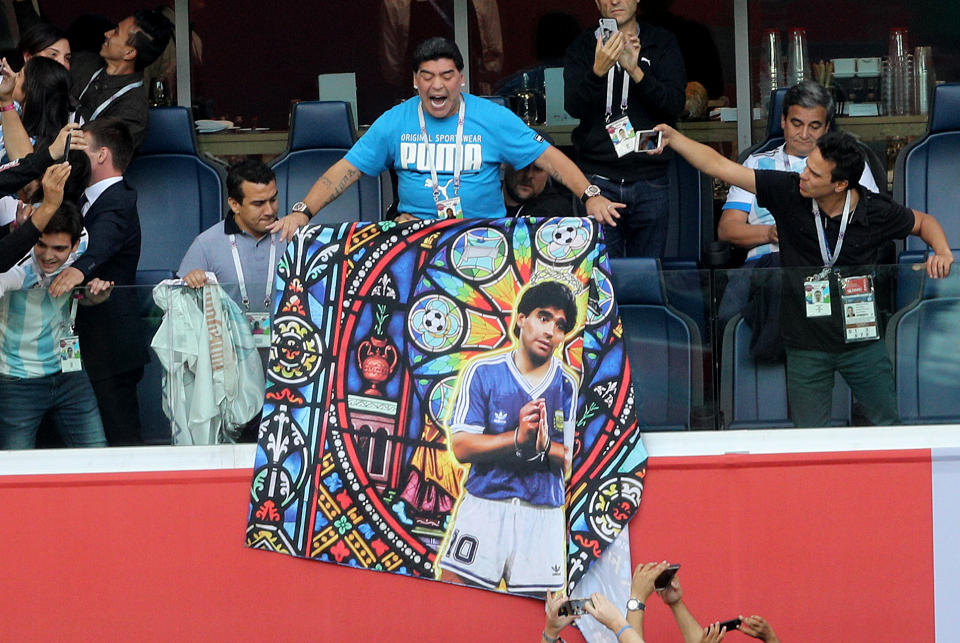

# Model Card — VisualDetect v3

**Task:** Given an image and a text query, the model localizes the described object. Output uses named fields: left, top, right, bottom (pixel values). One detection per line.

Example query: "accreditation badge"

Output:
left=436, top=196, right=463, bottom=219
left=246, top=312, right=271, bottom=348
left=840, top=275, right=879, bottom=343
left=59, top=336, right=83, bottom=373
left=804, top=273, right=832, bottom=317
left=607, top=115, right=637, bottom=158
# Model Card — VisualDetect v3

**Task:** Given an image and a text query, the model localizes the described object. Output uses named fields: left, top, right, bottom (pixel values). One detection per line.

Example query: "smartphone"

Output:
left=599, top=18, right=618, bottom=43
left=717, top=618, right=742, bottom=632
left=61, top=132, right=72, bottom=162
left=635, top=129, right=662, bottom=153
left=558, top=598, right=592, bottom=616
left=653, top=563, right=680, bottom=591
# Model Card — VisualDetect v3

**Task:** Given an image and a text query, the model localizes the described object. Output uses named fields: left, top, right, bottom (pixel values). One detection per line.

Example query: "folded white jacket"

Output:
left=151, top=275, right=265, bottom=445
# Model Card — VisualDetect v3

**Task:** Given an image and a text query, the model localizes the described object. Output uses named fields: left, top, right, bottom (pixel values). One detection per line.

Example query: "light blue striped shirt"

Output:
left=0, top=231, right=88, bottom=379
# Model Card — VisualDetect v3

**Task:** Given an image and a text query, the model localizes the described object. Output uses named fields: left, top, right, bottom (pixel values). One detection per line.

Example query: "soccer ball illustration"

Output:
left=408, top=294, right=463, bottom=352
left=537, top=217, right=591, bottom=262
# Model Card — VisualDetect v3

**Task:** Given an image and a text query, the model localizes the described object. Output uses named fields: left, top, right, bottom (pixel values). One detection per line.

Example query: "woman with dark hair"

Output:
left=0, top=56, right=73, bottom=162
left=17, top=23, right=71, bottom=70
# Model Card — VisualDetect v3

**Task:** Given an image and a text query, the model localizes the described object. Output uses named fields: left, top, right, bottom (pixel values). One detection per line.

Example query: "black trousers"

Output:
left=90, top=367, right=145, bottom=446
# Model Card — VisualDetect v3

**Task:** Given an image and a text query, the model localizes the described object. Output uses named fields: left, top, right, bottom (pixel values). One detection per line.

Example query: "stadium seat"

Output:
left=885, top=271, right=960, bottom=424
left=610, top=257, right=704, bottom=430
left=663, top=153, right=713, bottom=269
left=271, top=101, right=386, bottom=223
left=127, top=106, right=225, bottom=274
left=895, top=83, right=960, bottom=256
left=719, top=313, right=852, bottom=429
left=892, top=84, right=960, bottom=304
left=738, top=88, right=789, bottom=161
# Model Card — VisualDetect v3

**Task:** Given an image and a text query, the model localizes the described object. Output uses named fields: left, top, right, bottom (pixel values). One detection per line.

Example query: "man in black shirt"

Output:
left=655, top=125, right=953, bottom=427
left=563, top=0, right=686, bottom=258
left=71, top=9, right=172, bottom=150
left=501, top=162, right=577, bottom=218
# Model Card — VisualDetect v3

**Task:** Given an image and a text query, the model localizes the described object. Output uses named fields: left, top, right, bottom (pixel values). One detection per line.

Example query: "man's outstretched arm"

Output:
left=533, top=145, right=625, bottom=227
left=654, top=124, right=757, bottom=195
left=268, top=158, right=362, bottom=241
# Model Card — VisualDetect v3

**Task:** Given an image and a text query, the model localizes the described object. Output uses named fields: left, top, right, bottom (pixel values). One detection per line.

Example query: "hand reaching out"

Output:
left=631, top=561, right=670, bottom=603
left=700, top=622, right=727, bottom=643
left=583, top=592, right=629, bottom=633
left=543, top=591, right=577, bottom=640
left=40, top=162, right=71, bottom=211
left=738, top=615, right=779, bottom=642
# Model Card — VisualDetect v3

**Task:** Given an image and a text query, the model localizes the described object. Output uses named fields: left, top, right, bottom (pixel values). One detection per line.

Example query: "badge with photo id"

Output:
left=607, top=115, right=637, bottom=158
left=840, top=275, right=879, bottom=343
left=246, top=312, right=271, bottom=348
left=59, top=336, right=83, bottom=373
left=804, top=277, right=832, bottom=317
left=436, top=197, right=463, bottom=219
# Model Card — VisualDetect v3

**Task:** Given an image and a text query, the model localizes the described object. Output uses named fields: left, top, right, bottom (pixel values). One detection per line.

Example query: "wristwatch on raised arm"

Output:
left=291, top=201, right=313, bottom=218
left=580, top=184, right=602, bottom=204
left=626, top=598, right=645, bottom=612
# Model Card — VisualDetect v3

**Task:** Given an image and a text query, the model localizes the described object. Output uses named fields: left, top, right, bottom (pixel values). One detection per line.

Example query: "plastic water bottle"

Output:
left=516, top=73, right=539, bottom=125
left=786, top=28, right=810, bottom=87
left=759, top=29, right=784, bottom=110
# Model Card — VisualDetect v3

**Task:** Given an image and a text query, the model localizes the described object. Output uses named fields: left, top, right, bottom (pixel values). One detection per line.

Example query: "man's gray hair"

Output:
left=782, top=79, right=835, bottom=124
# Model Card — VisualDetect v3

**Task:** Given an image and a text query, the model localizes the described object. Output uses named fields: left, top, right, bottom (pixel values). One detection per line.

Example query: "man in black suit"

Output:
left=50, top=119, right=148, bottom=445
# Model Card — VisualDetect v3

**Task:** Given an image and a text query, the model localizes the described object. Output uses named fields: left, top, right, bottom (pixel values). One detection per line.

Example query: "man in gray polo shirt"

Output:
left=178, top=159, right=281, bottom=349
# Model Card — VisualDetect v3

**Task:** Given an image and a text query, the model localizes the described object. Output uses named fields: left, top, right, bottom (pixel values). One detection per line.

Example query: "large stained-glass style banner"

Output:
left=246, top=217, right=647, bottom=594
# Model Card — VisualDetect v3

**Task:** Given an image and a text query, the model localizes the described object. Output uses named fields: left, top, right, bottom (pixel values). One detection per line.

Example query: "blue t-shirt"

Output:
left=448, top=351, right=577, bottom=507
left=345, top=93, right=549, bottom=219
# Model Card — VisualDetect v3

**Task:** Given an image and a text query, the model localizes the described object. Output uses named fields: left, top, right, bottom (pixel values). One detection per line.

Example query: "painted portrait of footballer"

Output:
left=437, top=279, right=581, bottom=594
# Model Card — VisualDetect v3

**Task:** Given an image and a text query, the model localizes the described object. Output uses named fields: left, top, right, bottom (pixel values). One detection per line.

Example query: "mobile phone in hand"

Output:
left=635, top=129, right=662, bottom=153
left=599, top=18, right=618, bottom=43
left=558, top=598, right=592, bottom=616
left=61, top=132, right=72, bottom=162
left=717, top=618, right=741, bottom=631
left=654, top=563, right=681, bottom=591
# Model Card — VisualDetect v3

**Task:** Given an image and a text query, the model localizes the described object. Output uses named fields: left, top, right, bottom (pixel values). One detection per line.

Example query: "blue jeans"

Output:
left=0, top=371, right=107, bottom=449
left=589, top=174, right=670, bottom=258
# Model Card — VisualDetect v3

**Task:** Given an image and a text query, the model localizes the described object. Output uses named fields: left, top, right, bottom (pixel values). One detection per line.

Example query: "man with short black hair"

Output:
left=0, top=195, right=113, bottom=449
left=438, top=279, right=578, bottom=593
left=71, top=9, right=173, bottom=149
left=50, top=118, right=148, bottom=445
left=179, top=160, right=281, bottom=322
left=656, top=124, right=954, bottom=427
left=272, top=37, right=622, bottom=239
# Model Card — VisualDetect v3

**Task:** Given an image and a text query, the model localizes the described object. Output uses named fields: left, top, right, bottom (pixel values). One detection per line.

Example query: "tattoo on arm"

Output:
left=539, top=161, right=565, bottom=186
left=316, top=168, right=359, bottom=209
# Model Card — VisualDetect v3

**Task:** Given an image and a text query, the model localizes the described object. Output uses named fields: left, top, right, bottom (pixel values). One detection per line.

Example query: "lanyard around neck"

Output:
left=77, top=69, right=144, bottom=123
left=778, top=146, right=794, bottom=172
left=229, top=233, right=277, bottom=310
left=62, top=292, right=79, bottom=334
left=811, top=190, right=852, bottom=268
left=605, top=66, right=631, bottom=123
left=417, top=97, right=466, bottom=202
